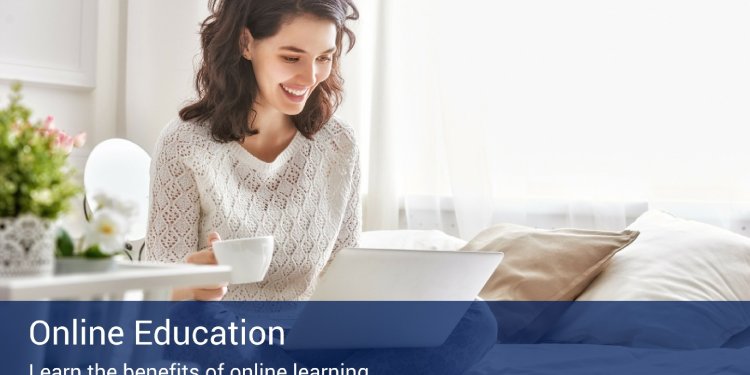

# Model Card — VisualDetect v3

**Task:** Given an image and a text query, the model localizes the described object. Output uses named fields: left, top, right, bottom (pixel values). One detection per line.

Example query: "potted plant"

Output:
left=0, top=83, right=85, bottom=277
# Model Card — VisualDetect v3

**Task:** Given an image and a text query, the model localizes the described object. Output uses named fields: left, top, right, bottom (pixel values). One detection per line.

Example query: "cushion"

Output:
left=544, top=210, right=750, bottom=348
left=576, top=210, right=750, bottom=301
left=460, top=224, right=639, bottom=342
left=460, top=224, right=639, bottom=301
left=359, top=230, right=467, bottom=251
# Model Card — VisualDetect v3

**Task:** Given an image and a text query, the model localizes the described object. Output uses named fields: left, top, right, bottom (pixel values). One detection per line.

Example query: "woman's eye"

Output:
left=282, top=56, right=299, bottom=63
left=317, top=56, right=333, bottom=63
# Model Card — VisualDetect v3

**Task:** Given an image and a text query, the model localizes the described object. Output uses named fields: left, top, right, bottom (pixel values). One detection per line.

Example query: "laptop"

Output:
left=283, top=248, right=503, bottom=350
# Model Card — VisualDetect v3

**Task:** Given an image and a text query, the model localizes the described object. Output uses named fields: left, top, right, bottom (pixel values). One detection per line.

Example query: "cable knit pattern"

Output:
left=145, top=117, right=360, bottom=301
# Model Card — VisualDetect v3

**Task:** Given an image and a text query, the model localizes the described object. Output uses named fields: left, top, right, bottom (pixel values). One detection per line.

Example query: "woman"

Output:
left=145, top=0, right=360, bottom=302
left=146, top=0, right=496, bottom=373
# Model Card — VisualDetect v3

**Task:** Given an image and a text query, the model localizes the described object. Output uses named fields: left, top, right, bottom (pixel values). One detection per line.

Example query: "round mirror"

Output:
left=83, top=138, right=151, bottom=241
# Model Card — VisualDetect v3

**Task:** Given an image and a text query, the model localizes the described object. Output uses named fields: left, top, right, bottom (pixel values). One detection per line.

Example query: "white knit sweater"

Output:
left=144, top=117, right=360, bottom=301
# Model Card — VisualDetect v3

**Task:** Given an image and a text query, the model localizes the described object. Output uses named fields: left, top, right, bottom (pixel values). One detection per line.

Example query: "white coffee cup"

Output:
left=212, top=236, right=273, bottom=284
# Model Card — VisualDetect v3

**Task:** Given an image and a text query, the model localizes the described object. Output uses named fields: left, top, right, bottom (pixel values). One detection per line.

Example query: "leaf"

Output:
left=82, top=244, right=111, bottom=259
left=55, top=228, right=75, bottom=257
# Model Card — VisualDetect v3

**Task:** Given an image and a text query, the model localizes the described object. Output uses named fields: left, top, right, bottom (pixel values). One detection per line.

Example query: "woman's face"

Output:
left=244, top=14, right=337, bottom=116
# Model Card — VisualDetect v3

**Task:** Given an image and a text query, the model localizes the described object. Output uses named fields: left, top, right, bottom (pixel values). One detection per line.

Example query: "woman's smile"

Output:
left=280, top=83, right=308, bottom=103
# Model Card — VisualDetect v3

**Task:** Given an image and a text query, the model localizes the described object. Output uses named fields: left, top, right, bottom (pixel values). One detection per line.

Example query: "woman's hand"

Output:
left=171, top=232, right=228, bottom=301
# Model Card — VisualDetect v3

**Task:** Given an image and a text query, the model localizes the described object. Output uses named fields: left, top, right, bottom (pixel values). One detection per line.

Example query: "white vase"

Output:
left=55, top=257, right=116, bottom=275
left=0, top=214, right=56, bottom=277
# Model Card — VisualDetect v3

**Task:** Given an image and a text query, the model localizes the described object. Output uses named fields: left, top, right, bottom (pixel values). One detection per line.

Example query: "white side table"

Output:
left=0, top=260, right=231, bottom=300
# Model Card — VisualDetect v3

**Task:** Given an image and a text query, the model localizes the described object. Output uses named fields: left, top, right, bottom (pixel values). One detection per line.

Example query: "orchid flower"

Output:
left=81, top=193, right=138, bottom=255
left=85, top=208, right=129, bottom=255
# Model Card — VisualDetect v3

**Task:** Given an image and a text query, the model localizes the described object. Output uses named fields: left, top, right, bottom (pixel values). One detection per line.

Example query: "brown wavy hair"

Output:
left=179, top=0, right=358, bottom=141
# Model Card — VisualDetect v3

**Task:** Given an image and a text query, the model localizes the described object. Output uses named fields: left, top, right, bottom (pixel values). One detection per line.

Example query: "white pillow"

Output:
left=577, top=210, right=750, bottom=301
left=359, top=230, right=467, bottom=251
left=542, top=210, right=750, bottom=349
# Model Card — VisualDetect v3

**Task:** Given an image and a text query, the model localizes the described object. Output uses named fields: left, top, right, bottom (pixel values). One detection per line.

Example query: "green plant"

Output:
left=0, top=83, right=84, bottom=219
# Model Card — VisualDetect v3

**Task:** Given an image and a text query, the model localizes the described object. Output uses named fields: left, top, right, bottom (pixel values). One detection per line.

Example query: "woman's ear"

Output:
left=241, top=28, right=254, bottom=60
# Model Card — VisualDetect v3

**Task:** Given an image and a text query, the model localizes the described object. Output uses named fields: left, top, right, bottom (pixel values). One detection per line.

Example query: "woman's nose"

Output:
left=298, top=62, right=317, bottom=86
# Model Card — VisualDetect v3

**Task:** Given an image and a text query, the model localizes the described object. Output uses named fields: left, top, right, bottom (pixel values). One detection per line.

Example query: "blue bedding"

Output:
left=468, top=343, right=750, bottom=375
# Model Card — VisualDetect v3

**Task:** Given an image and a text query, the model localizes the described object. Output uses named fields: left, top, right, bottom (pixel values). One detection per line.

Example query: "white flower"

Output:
left=84, top=208, right=129, bottom=255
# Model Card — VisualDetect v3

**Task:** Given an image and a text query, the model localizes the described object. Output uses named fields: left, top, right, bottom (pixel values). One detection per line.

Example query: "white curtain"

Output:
left=356, top=0, right=750, bottom=239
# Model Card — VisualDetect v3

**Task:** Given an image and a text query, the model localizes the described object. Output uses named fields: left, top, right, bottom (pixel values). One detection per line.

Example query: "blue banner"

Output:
left=1, top=301, right=748, bottom=375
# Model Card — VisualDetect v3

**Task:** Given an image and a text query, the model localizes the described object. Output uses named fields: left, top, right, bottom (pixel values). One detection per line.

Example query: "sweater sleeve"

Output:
left=331, top=151, right=361, bottom=257
left=144, top=125, right=202, bottom=263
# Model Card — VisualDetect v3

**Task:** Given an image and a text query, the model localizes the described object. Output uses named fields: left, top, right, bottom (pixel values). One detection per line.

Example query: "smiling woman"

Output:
left=146, top=0, right=361, bottom=303
left=143, top=0, right=497, bottom=373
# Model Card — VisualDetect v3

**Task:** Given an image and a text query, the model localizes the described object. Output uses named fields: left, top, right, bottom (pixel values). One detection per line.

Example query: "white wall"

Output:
left=0, top=0, right=123, bottom=171
left=0, top=0, right=126, bottom=236
left=124, top=0, right=207, bottom=154
left=0, top=0, right=207, bottom=159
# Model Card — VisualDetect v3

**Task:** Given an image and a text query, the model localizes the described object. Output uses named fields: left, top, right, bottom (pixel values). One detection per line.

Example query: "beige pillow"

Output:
left=461, top=224, right=639, bottom=301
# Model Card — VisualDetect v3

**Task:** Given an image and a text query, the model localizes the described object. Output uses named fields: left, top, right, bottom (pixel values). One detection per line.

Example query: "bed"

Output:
left=468, top=343, right=750, bottom=375
left=360, top=210, right=750, bottom=374
left=3, top=211, right=747, bottom=374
